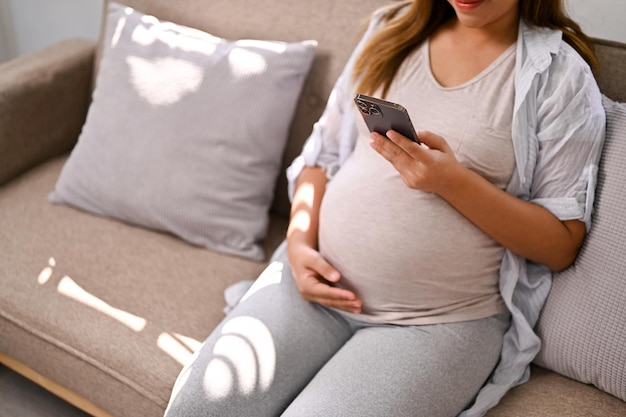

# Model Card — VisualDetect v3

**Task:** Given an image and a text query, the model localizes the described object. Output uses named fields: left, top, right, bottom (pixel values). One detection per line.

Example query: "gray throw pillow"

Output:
left=534, top=95, right=626, bottom=402
left=50, top=2, right=316, bottom=261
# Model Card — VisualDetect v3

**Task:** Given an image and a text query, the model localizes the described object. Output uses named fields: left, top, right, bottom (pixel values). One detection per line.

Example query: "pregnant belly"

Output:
left=317, top=157, right=503, bottom=315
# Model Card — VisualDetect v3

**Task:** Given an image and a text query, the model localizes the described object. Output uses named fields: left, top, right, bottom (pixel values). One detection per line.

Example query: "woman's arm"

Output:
left=287, top=166, right=363, bottom=312
left=288, top=166, right=328, bottom=250
left=371, top=130, right=586, bottom=272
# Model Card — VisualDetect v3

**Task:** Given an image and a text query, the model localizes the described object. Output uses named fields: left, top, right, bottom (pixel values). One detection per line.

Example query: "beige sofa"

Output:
left=1, top=0, right=625, bottom=416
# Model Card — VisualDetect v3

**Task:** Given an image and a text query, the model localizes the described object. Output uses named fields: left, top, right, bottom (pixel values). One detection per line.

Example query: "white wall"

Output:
left=0, top=0, right=103, bottom=63
left=0, top=0, right=17, bottom=62
left=567, top=0, right=626, bottom=43
left=0, top=0, right=625, bottom=64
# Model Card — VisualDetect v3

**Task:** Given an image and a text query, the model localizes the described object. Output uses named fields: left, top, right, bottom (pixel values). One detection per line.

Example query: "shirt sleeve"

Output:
left=286, top=12, right=385, bottom=201
left=529, top=48, right=606, bottom=230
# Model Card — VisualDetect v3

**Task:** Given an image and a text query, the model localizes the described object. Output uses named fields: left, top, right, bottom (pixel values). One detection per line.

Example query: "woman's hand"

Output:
left=287, top=241, right=362, bottom=314
left=369, top=129, right=463, bottom=195
left=287, top=166, right=363, bottom=313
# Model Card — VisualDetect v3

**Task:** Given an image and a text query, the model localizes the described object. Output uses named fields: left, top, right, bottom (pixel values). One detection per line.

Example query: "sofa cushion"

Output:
left=486, top=366, right=626, bottom=417
left=534, top=95, right=626, bottom=402
left=0, top=155, right=288, bottom=417
left=49, top=2, right=316, bottom=261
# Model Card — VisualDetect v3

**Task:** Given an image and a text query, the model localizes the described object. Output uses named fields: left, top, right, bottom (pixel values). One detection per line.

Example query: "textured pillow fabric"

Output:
left=534, top=95, right=626, bottom=401
left=49, top=2, right=316, bottom=261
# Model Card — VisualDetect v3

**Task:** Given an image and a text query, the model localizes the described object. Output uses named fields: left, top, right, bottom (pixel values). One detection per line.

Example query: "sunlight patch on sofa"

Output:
left=203, top=316, right=276, bottom=400
left=158, top=332, right=202, bottom=365
left=57, top=276, right=147, bottom=332
left=37, top=257, right=56, bottom=285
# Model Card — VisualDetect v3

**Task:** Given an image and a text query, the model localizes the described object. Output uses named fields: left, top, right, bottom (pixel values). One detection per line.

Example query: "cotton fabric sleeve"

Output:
left=529, top=48, right=606, bottom=230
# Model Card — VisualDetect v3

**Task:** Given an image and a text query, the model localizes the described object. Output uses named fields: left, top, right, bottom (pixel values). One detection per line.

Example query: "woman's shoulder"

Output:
left=546, top=42, right=599, bottom=98
left=521, top=21, right=593, bottom=77
left=521, top=22, right=599, bottom=102
left=519, top=23, right=604, bottom=132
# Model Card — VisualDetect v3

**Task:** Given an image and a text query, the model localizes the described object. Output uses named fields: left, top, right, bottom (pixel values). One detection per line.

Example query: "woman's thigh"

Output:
left=164, top=248, right=354, bottom=417
left=282, top=314, right=510, bottom=417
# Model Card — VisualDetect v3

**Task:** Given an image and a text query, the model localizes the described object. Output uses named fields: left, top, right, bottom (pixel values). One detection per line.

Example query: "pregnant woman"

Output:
left=165, top=0, right=605, bottom=416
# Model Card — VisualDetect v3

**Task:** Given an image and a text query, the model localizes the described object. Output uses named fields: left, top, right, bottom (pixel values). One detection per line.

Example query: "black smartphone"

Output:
left=354, top=94, right=419, bottom=143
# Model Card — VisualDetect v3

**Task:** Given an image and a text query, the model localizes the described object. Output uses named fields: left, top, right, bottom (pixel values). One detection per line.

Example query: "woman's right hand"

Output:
left=287, top=241, right=362, bottom=314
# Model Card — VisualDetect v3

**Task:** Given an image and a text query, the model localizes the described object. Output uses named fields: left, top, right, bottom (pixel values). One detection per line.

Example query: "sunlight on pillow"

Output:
left=49, top=1, right=317, bottom=260
left=127, top=56, right=204, bottom=106
left=229, top=48, right=267, bottom=77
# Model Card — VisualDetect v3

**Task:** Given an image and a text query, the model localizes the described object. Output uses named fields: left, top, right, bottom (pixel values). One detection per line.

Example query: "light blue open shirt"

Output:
left=286, top=12, right=606, bottom=417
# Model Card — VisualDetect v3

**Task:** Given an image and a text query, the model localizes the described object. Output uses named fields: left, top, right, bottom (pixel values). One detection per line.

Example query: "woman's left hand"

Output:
left=369, top=129, right=463, bottom=196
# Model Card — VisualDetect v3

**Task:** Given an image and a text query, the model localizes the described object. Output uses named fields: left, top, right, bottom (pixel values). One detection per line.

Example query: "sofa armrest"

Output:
left=0, top=38, right=96, bottom=186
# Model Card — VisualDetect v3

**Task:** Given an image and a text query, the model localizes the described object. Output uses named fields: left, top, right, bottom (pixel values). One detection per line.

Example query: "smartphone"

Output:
left=354, top=94, right=419, bottom=143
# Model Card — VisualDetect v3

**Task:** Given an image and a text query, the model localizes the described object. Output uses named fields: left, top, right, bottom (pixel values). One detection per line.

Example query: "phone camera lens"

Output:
left=356, top=99, right=369, bottom=114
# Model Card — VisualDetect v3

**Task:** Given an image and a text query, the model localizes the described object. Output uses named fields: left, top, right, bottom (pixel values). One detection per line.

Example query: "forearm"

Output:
left=287, top=166, right=328, bottom=249
left=440, top=166, right=585, bottom=271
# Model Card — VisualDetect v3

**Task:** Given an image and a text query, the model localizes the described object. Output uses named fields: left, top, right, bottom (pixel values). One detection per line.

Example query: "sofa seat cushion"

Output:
left=0, top=155, right=287, bottom=417
left=486, top=366, right=626, bottom=417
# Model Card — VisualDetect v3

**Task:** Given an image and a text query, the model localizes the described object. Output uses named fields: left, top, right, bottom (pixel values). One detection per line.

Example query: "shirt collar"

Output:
left=519, top=19, right=563, bottom=73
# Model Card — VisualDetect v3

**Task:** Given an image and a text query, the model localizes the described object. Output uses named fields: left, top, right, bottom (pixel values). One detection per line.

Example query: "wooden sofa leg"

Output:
left=0, top=352, right=115, bottom=417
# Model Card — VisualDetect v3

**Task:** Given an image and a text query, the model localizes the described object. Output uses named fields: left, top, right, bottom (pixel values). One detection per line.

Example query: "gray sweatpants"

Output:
left=164, top=246, right=509, bottom=417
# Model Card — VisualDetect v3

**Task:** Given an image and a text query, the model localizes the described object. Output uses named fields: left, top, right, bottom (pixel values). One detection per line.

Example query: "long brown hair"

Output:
left=353, top=0, right=598, bottom=98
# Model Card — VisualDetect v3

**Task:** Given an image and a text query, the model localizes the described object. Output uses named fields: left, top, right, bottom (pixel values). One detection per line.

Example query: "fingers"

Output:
left=370, top=131, right=426, bottom=166
left=310, top=252, right=341, bottom=283
left=300, top=274, right=363, bottom=313
left=413, top=130, right=452, bottom=153
left=370, top=129, right=460, bottom=192
left=384, top=129, right=451, bottom=155
left=370, top=131, right=423, bottom=187
left=369, top=131, right=411, bottom=165
left=301, top=255, right=362, bottom=313
left=288, top=244, right=362, bottom=313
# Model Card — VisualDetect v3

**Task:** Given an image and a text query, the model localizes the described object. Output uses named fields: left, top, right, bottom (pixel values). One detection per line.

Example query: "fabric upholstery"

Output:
left=594, top=39, right=626, bottom=103
left=0, top=156, right=287, bottom=417
left=50, top=2, right=316, bottom=261
left=534, top=95, right=626, bottom=402
left=485, top=366, right=626, bottom=417
left=0, top=39, right=94, bottom=186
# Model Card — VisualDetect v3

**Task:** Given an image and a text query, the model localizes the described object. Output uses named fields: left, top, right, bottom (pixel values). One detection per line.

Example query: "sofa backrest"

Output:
left=98, top=0, right=394, bottom=218
left=594, top=38, right=626, bottom=103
